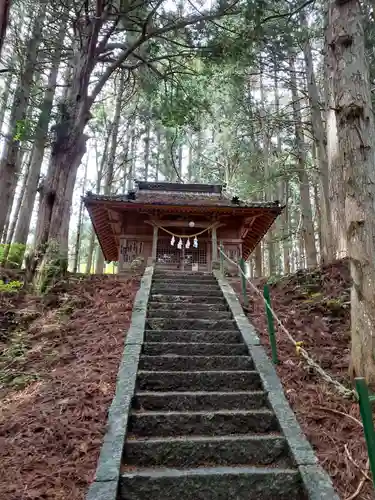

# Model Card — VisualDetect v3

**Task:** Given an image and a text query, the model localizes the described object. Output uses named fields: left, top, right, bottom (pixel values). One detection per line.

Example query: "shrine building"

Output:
left=83, top=181, right=282, bottom=272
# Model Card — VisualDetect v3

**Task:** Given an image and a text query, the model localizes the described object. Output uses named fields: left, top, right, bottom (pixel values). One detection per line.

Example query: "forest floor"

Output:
left=0, top=272, right=140, bottom=500
left=230, top=259, right=373, bottom=500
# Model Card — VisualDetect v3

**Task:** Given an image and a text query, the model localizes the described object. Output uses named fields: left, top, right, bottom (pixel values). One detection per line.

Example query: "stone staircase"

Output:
left=119, top=269, right=309, bottom=499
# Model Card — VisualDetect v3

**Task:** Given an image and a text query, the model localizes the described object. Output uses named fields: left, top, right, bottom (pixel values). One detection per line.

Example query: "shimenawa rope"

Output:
left=218, top=246, right=356, bottom=399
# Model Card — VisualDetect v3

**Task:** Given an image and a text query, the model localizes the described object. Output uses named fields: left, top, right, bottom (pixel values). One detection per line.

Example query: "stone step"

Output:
left=136, top=370, right=262, bottom=392
left=152, top=278, right=219, bottom=288
left=133, top=391, right=269, bottom=412
left=153, top=272, right=213, bottom=279
left=119, top=466, right=304, bottom=500
left=142, top=342, right=248, bottom=356
left=148, top=302, right=229, bottom=312
left=128, top=409, right=278, bottom=437
left=150, top=288, right=223, bottom=297
left=151, top=294, right=226, bottom=305
left=143, top=330, right=243, bottom=344
left=124, top=434, right=292, bottom=468
left=147, top=309, right=232, bottom=320
left=146, top=318, right=237, bottom=331
left=138, top=355, right=254, bottom=371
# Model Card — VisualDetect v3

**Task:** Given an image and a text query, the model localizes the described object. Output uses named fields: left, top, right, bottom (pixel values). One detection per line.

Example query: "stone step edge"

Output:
left=130, top=409, right=274, bottom=416
left=142, top=342, right=244, bottom=346
left=144, top=330, right=241, bottom=333
left=125, top=433, right=284, bottom=444
left=121, top=466, right=299, bottom=478
left=138, top=370, right=259, bottom=377
left=135, top=390, right=267, bottom=397
left=139, top=355, right=251, bottom=360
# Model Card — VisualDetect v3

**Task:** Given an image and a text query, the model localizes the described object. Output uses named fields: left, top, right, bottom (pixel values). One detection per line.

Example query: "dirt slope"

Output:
left=230, top=259, right=373, bottom=500
left=0, top=273, right=140, bottom=500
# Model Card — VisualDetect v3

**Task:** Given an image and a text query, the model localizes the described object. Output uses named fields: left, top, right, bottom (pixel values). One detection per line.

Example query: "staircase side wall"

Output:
left=214, top=271, right=340, bottom=500
left=86, top=265, right=154, bottom=500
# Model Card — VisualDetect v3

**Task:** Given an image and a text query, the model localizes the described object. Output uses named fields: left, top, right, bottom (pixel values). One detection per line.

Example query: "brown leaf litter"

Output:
left=0, top=273, right=140, bottom=500
left=230, top=259, right=374, bottom=500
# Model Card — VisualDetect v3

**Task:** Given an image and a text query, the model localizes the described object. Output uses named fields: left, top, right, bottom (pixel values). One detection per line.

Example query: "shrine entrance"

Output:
left=156, top=237, right=209, bottom=271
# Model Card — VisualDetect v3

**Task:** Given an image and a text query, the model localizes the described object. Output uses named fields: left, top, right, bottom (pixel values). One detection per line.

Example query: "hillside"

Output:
left=231, top=259, right=372, bottom=500
left=0, top=273, right=140, bottom=500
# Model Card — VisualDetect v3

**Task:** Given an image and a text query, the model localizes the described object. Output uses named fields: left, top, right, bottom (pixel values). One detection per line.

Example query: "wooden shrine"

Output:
left=83, top=181, right=283, bottom=272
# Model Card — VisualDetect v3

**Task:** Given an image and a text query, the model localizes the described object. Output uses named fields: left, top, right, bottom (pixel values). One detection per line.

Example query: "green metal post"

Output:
left=219, top=242, right=224, bottom=275
left=239, top=258, right=248, bottom=307
left=355, top=377, right=375, bottom=491
left=263, top=284, right=279, bottom=365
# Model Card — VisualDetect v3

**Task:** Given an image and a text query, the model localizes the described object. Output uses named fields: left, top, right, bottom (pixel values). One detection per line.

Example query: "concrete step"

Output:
left=142, top=342, right=248, bottom=356
left=150, top=287, right=223, bottom=297
left=148, top=302, right=229, bottom=312
left=151, top=294, right=226, bottom=305
left=143, top=330, right=243, bottom=343
left=133, top=391, right=269, bottom=412
left=146, top=318, right=237, bottom=331
left=153, top=272, right=214, bottom=279
left=128, top=409, right=278, bottom=437
left=153, top=278, right=218, bottom=286
left=124, top=434, right=292, bottom=468
left=136, top=370, right=262, bottom=392
left=138, top=355, right=254, bottom=372
left=119, top=466, right=304, bottom=500
left=147, top=309, right=232, bottom=320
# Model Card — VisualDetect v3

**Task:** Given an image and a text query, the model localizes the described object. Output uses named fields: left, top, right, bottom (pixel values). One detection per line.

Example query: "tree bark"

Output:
left=143, top=118, right=151, bottom=181
left=0, top=2, right=47, bottom=237
left=289, top=53, right=317, bottom=268
left=328, top=0, right=375, bottom=385
left=2, top=151, right=32, bottom=265
left=301, top=10, right=333, bottom=264
left=73, top=156, right=88, bottom=273
left=14, top=19, right=65, bottom=249
left=259, top=64, right=276, bottom=275
left=0, top=0, right=11, bottom=60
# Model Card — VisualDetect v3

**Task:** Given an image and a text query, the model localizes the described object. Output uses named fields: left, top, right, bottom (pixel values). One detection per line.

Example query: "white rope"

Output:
left=218, top=246, right=356, bottom=399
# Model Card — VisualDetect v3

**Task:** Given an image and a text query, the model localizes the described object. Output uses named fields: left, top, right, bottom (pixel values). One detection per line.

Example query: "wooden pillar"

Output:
left=212, top=226, right=218, bottom=263
left=152, top=225, right=158, bottom=261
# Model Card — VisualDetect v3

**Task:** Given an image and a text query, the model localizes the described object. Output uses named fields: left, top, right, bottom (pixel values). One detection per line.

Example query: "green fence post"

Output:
left=219, top=242, right=224, bottom=275
left=263, top=284, right=279, bottom=365
left=355, top=377, right=375, bottom=491
left=239, top=258, right=249, bottom=307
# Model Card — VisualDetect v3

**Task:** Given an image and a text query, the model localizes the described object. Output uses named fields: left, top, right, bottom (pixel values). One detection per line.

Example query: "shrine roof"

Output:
left=84, top=180, right=280, bottom=209
left=83, top=181, right=283, bottom=262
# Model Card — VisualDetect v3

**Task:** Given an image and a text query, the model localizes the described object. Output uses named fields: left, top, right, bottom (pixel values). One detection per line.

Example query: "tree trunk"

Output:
left=14, top=19, right=64, bottom=249
left=127, top=119, right=137, bottom=191
left=0, top=69, right=12, bottom=132
left=188, top=132, right=193, bottom=181
left=73, top=157, right=88, bottom=273
left=328, top=0, right=375, bottom=385
left=1, top=151, right=32, bottom=265
left=254, top=243, right=262, bottom=277
left=0, top=2, right=47, bottom=237
left=154, top=126, right=161, bottom=181
left=301, top=10, right=333, bottom=264
left=280, top=180, right=290, bottom=274
left=105, top=68, right=125, bottom=194
left=325, top=9, right=347, bottom=260
left=143, top=118, right=151, bottom=181
left=0, top=0, right=11, bottom=59
left=85, top=231, right=96, bottom=274
left=289, top=53, right=317, bottom=268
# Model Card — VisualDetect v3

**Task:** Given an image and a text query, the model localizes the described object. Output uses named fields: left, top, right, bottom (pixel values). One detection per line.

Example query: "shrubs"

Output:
left=0, top=280, right=23, bottom=293
left=0, top=243, right=26, bottom=268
